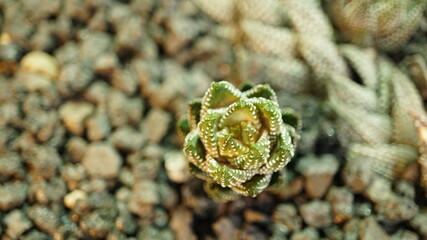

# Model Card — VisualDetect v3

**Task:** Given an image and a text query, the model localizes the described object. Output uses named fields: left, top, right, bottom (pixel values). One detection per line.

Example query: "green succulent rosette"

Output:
left=178, top=81, right=300, bottom=201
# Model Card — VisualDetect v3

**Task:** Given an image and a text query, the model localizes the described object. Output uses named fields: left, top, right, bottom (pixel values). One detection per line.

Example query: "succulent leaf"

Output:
left=249, top=98, right=282, bottom=136
left=205, top=156, right=255, bottom=188
left=183, top=131, right=206, bottom=167
left=188, top=99, right=202, bottom=130
left=198, top=111, right=222, bottom=158
left=232, top=174, right=273, bottom=197
left=200, top=81, right=241, bottom=118
left=243, top=83, right=278, bottom=102
left=391, top=68, right=427, bottom=148
left=347, top=143, right=418, bottom=179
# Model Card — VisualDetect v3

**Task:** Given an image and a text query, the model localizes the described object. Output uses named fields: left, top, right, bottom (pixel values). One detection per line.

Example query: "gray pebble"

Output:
left=170, top=207, right=197, bottom=240
left=107, top=88, right=130, bottom=127
left=93, top=53, right=118, bottom=76
left=83, top=81, right=110, bottom=107
left=57, top=62, right=94, bottom=97
left=115, top=201, right=137, bottom=235
left=410, top=213, right=427, bottom=238
left=358, top=216, right=390, bottom=240
left=82, top=142, right=122, bottom=179
left=21, top=230, right=50, bottom=240
left=0, top=152, right=24, bottom=180
left=80, top=212, right=112, bottom=239
left=272, top=204, right=302, bottom=232
left=59, top=101, right=94, bottom=136
left=343, top=156, right=374, bottom=193
left=137, top=225, right=174, bottom=240
left=128, top=150, right=161, bottom=181
left=141, top=108, right=171, bottom=143
left=296, top=154, right=339, bottom=199
left=86, top=111, right=111, bottom=141
left=66, top=136, right=88, bottom=163
left=61, top=164, right=86, bottom=190
left=111, top=126, right=146, bottom=152
left=28, top=177, right=67, bottom=205
left=391, top=229, right=419, bottom=240
left=23, top=145, right=61, bottom=179
left=28, top=205, right=59, bottom=235
left=212, top=217, right=238, bottom=240
left=4, top=209, right=33, bottom=239
left=326, top=187, right=353, bottom=224
left=299, top=200, right=332, bottom=228
left=164, top=150, right=191, bottom=183
left=375, top=196, right=418, bottom=223
left=290, top=227, right=319, bottom=240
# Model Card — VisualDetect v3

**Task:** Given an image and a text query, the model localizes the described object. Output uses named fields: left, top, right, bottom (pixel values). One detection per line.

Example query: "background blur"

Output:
left=0, top=0, right=427, bottom=239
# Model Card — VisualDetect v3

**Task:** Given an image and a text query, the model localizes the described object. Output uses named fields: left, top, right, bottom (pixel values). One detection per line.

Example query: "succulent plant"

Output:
left=178, top=81, right=300, bottom=201
left=327, top=0, right=426, bottom=51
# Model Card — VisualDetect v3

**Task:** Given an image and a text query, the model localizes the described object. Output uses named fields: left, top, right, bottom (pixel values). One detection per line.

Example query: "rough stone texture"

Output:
left=64, top=189, right=88, bottom=209
left=391, top=230, right=419, bottom=240
left=410, top=213, right=427, bottom=238
left=0, top=152, right=24, bottom=180
left=4, top=210, right=33, bottom=239
left=290, top=227, right=319, bottom=240
left=326, top=187, right=354, bottom=224
left=27, top=206, right=60, bottom=236
left=82, top=142, right=122, bottom=178
left=111, top=126, right=146, bottom=152
left=212, top=217, right=238, bottom=240
left=296, top=154, right=339, bottom=198
left=59, top=101, right=94, bottom=136
left=66, top=136, right=88, bottom=163
left=343, top=156, right=374, bottom=193
left=299, top=200, right=332, bottom=228
left=86, top=111, right=111, bottom=141
left=0, top=182, right=28, bottom=211
left=358, top=216, right=390, bottom=240
left=272, top=204, right=302, bottom=232
left=20, top=51, right=59, bottom=80
left=141, top=108, right=171, bottom=143
left=24, top=146, right=62, bottom=179
left=170, top=207, right=197, bottom=240
left=128, top=180, right=159, bottom=217
left=164, top=150, right=191, bottom=183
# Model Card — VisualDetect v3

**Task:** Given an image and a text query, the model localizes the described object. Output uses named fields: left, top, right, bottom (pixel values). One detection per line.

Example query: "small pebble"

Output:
left=24, top=146, right=62, bottom=179
left=80, top=212, right=112, bottom=239
left=0, top=152, right=24, bottom=180
left=141, top=108, right=171, bottom=143
left=64, top=189, right=88, bottom=209
left=20, top=51, right=59, bottom=80
left=164, top=150, right=191, bottom=183
left=326, top=187, right=353, bottom=224
left=4, top=210, right=33, bottom=239
left=82, top=142, right=122, bottom=178
left=391, top=229, right=419, bottom=240
left=59, top=101, right=94, bottom=136
left=410, top=213, right=427, bottom=238
left=66, top=137, right=88, bottom=163
left=170, top=207, right=197, bottom=240
left=296, top=154, right=339, bottom=198
left=343, top=156, right=374, bottom=193
left=358, top=216, right=390, bottom=240
left=86, top=111, right=111, bottom=141
left=212, top=217, right=238, bottom=240
left=272, top=203, right=302, bottom=232
left=28, top=205, right=59, bottom=235
left=299, top=200, right=332, bottom=228
left=111, top=126, right=146, bottom=152
left=290, top=227, right=319, bottom=240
